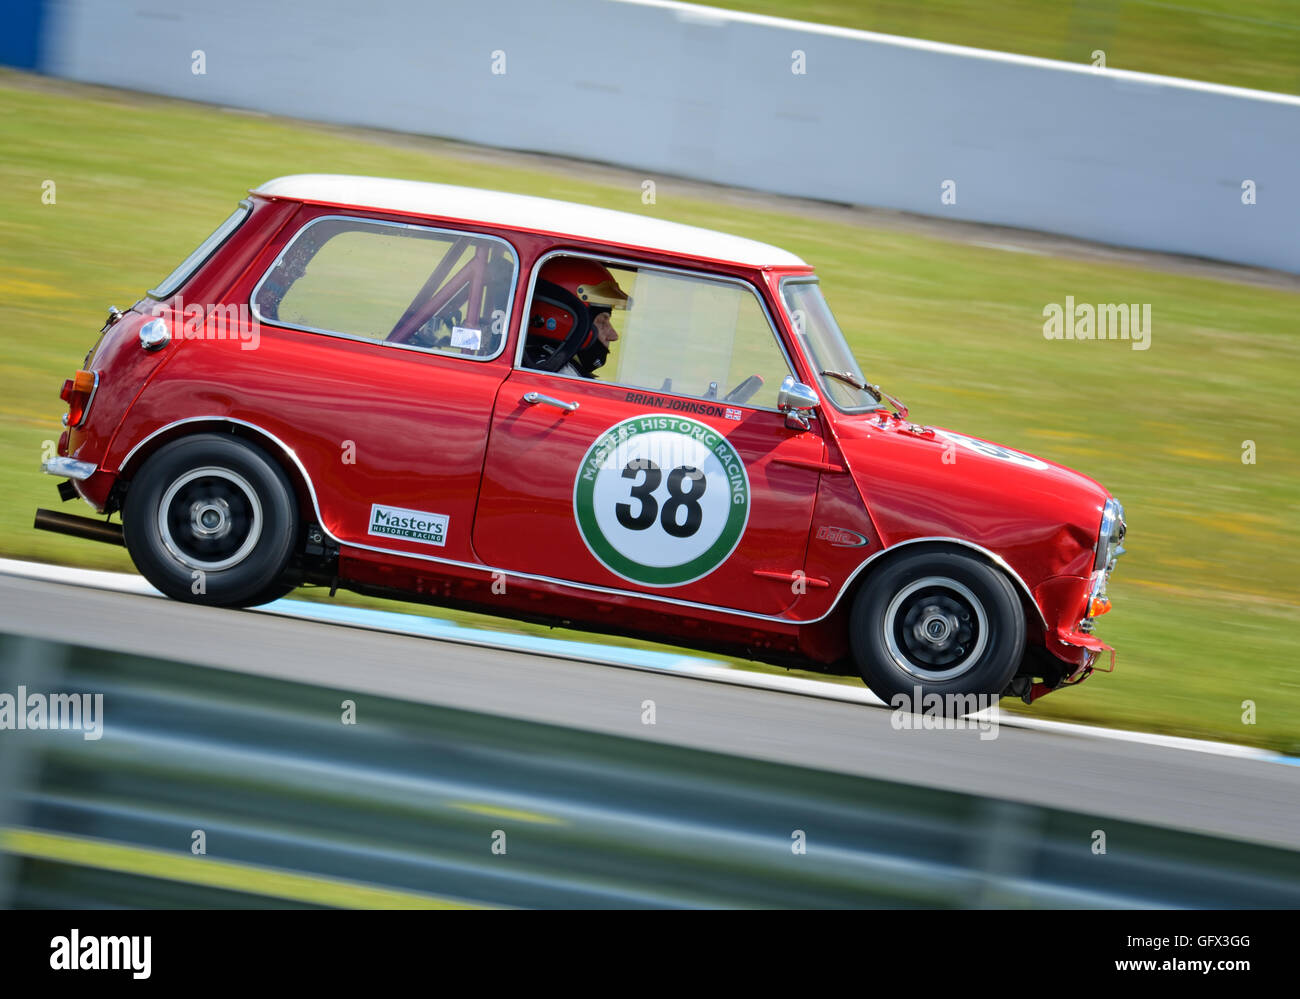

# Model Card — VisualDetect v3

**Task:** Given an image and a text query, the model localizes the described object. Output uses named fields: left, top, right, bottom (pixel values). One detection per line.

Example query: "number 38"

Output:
left=616, top=459, right=706, bottom=538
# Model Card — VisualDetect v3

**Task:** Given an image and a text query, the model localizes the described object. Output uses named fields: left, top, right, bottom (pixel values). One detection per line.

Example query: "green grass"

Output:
left=1, top=71, right=1297, bottom=752
left=699, top=0, right=1300, bottom=96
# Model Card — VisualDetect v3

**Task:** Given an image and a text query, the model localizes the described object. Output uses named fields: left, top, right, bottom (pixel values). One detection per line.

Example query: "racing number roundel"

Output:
left=574, top=415, right=750, bottom=587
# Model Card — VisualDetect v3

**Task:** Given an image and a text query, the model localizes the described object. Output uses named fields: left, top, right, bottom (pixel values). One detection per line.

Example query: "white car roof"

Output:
left=252, top=174, right=808, bottom=269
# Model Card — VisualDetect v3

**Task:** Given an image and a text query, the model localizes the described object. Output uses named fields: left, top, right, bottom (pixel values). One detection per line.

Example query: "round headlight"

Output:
left=1095, top=498, right=1126, bottom=571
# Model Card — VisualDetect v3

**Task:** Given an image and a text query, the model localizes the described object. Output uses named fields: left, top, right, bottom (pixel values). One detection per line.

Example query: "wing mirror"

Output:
left=778, top=376, right=819, bottom=431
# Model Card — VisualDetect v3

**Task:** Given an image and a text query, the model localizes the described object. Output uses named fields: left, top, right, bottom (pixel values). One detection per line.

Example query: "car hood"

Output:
left=832, top=414, right=1111, bottom=579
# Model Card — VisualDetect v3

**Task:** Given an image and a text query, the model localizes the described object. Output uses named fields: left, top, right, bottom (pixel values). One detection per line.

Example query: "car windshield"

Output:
left=779, top=278, right=880, bottom=412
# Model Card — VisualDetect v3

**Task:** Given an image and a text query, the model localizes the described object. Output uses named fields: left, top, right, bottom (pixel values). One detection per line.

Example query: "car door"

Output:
left=242, top=213, right=518, bottom=563
left=472, top=254, right=825, bottom=616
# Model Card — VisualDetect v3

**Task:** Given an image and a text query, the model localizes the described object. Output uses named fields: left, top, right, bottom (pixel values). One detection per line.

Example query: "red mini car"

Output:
left=37, top=175, right=1125, bottom=705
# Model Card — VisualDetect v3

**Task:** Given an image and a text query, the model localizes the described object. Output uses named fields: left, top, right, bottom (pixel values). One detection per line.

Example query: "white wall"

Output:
left=42, top=0, right=1300, bottom=273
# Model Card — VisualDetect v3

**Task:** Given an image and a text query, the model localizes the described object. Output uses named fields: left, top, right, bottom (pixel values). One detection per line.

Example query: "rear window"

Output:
left=251, top=216, right=517, bottom=360
left=148, top=201, right=251, bottom=300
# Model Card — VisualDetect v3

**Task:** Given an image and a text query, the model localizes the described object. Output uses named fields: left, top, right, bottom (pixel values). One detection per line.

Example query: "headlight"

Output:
left=1085, top=498, right=1126, bottom=620
left=1094, top=498, right=1126, bottom=572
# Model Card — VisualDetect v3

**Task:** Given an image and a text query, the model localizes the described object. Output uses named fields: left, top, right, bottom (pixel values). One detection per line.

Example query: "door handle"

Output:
left=523, top=391, right=579, bottom=413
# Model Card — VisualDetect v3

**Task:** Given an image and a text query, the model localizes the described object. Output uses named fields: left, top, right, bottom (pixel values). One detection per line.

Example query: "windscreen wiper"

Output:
left=819, top=368, right=870, bottom=392
left=819, top=369, right=908, bottom=420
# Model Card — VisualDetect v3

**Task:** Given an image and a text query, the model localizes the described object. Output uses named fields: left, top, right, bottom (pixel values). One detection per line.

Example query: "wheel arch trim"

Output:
left=118, top=416, right=330, bottom=528
left=831, top=537, right=1049, bottom=629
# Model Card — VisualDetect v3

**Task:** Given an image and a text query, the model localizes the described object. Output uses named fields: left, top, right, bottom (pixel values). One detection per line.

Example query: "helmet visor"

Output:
left=576, top=277, right=631, bottom=310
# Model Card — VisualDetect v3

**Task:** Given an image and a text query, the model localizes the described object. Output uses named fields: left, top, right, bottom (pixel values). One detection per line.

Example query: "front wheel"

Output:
left=850, top=548, right=1025, bottom=706
left=123, top=434, right=299, bottom=607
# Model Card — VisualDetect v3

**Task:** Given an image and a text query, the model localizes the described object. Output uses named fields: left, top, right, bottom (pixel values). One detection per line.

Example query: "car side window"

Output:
left=252, top=217, right=516, bottom=359
left=522, top=255, right=795, bottom=410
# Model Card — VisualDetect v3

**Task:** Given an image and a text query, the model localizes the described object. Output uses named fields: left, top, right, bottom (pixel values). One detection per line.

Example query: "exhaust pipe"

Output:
left=34, top=508, right=125, bottom=547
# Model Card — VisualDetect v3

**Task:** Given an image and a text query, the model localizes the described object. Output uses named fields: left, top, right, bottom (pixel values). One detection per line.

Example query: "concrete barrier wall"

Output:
left=25, top=0, right=1300, bottom=272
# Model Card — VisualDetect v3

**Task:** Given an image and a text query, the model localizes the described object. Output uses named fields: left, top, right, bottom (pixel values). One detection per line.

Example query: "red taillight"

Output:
left=62, top=369, right=97, bottom=427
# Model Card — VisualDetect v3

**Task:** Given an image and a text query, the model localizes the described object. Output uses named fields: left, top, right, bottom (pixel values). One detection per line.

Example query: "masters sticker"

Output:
left=574, top=415, right=750, bottom=587
left=368, top=504, right=448, bottom=547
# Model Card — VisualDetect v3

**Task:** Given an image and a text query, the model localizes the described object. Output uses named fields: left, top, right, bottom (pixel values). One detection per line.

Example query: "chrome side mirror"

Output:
left=778, top=375, right=819, bottom=431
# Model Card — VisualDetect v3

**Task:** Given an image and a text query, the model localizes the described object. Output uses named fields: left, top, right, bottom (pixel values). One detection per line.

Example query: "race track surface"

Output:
left=1, top=575, right=1296, bottom=849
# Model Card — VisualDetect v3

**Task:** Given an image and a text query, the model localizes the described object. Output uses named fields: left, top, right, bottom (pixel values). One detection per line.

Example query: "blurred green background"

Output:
left=707, top=0, right=1300, bottom=95
left=1, top=67, right=1297, bottom=752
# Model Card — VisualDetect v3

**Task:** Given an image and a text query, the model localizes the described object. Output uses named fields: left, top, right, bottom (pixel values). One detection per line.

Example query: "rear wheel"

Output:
left=123, top=434, right=299, bottom=607
left=850, top=548, right=1025, bottom=707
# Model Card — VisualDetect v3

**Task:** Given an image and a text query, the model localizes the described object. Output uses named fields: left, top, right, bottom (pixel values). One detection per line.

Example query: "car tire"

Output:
left=123, top=434, right=299, bottom=607
left=850, top=548, right=1025, bottom=707
left=226, top=573, right=303, bottom=609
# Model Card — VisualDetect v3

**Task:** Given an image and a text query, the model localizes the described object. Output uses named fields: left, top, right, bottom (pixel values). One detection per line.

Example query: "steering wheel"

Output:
left=528, top=280, right=593, bottom=373
left=723, top=374, right=764, bottom=405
